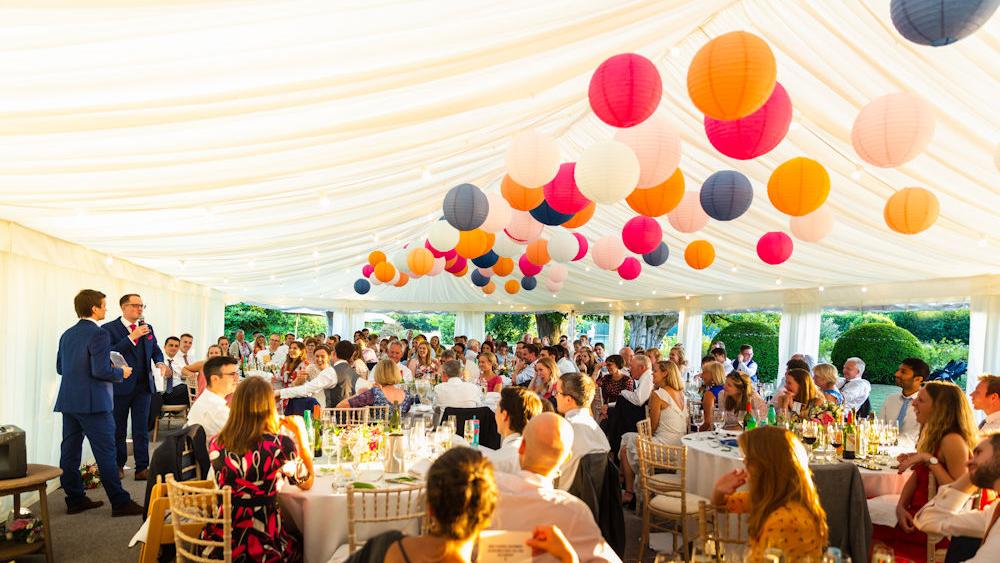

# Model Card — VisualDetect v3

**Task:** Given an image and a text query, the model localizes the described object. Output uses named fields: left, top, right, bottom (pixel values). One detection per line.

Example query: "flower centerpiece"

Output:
left=1, top=514, right=43, bottom=545
left=331, top=424, right=384, bottom=463
left=807, top=401, right=842, bottom=427
left=80, top=463, right=101, bottom=490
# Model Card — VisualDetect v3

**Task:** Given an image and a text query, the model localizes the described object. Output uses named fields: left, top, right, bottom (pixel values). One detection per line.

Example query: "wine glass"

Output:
left=322, top=427, right=337, bottom=467
left=828, top=425, right=843, bottom=462
left=801, top=421, right=818, bottom=461
left=392, top=434, right=407, bottom=474
left=712, top=408, right=725, bottom=438
left=692, top=407, right=705, bottom=433
left=350, top=434, right=367, bottom=478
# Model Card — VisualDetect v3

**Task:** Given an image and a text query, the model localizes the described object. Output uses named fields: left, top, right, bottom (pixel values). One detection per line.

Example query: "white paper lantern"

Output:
left=392, top=250, right=410, bottom=273
left=592, top=235, right=628, bottom=270
left=504, top=210, right=544, bottom=243
left=429, top=256, right=447, bottom=276
left=667, top=191, right=710, bottom=233
left=790, top=206, right=835, bottom=243
left=614, top=114, right=681, bottom=189
left=428, top=221, right=459, bottom=251
left=389, top=269, right=401, bottom=285
left=547, top=262, right=568, bottom=283
left=481, top=192, right=513, bottom=233
left=574, top=140, right=641, bottom=204
left=492, top=234, right=519, bottom=257
left=852, top=92, right=935, bottom=168
left=547, top=229, right=578, bottom=263
left=505, top=130, right=561, bottom=187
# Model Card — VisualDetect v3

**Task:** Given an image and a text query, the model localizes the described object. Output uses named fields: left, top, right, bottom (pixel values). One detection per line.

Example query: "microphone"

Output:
left=138, top=316, right=153, bottom=341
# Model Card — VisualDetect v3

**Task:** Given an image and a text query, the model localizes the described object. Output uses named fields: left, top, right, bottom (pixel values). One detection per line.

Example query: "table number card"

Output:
left=477, top=530, right=533, bottom=563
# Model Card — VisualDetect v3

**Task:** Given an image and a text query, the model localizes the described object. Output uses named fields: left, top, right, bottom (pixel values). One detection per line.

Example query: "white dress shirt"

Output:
left=980, top=410, right=1000, bottom=433
left=257, top=346, right=287, bottom=368
left=158, top=352, right=187, bottom=393
left=914, top=483, right=1000, bottom=563
left=837, top=376, right=872, bottom=412
left=881, top=390, right=921, bottom=448
left=482, top=433, right=522, bottom=475
left=734, top=358, right=758, bottom=379
left=187, top=389, right=230, bottom=437
left=558, top=408, right=611, bottom=491
left=278, top=365, right=337, bottom=407
left=620, top=369, right=654, bottom=406
left=515, top=361, right=536, bottom=386
left=433, top=377, right=482, bottom=409
left=557, top=357, right=577, bottom=374
left=491, top=470, right=622, bottom=563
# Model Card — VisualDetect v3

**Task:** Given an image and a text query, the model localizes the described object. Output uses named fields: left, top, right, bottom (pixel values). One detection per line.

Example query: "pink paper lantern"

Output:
left=481, top=191, right=513, bottom=233
left=615, top=114, right=681, bottom=188
left=852, top=92, right=935, bottom=168
left=617, top=257, right=642, bottom=280
left=592, top=235, right=627, bottom=270
left=790, top=206, right=834, bottom=243
left=429, top=256, right=446, bottom=276
left=477, top=267, right=494, bottom=277
left=519, top=254, right=543, bottom=277
left=621, top=216, right=662, bottom=254
left=704, top=82, right=792, bottom=160
left=544, top=278, right=564, bottom=293
left=756, top=231, right=794, bottom=265
left=543, top=162, right=591, bottom=215
left=667, top=191, right=710, bottom=233
left=445, top=256, right=467, bottom=274
left=588, top=53, right=663, bottom=128
left=572, top=233, right=589, bottom=261
left=362, top=264, right=374, bottom=278
left=504, top=210, right=544, bottom=244
left=547, top=262, right=568, bottom=283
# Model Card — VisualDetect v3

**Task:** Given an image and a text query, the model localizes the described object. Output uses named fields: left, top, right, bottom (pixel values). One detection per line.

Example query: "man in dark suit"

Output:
left=103, top=293, right=169, bottom=481
left=56, top=290, right=144, bottom=516
left=328, top=340, right=359, bottom=408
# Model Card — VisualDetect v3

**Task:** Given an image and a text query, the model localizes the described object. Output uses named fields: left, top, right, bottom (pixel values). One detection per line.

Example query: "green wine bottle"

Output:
left=743, top=402, right=757, bottom=430
left=766, top=405, right=777, bottom=426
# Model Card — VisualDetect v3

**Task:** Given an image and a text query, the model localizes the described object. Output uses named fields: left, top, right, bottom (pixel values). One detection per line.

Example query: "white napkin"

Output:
left=867, top=494, right=901, bottom=527
left=477, top=530, right=533, bottom=563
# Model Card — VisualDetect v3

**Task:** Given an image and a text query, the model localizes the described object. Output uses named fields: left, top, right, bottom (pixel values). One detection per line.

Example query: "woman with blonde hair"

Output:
left=477, top=351, right=503, bottom=393
left=407, top=340, right=440, bottom=382
left=337, top=359, right=414, bottom=414
left=668, top=345, right=688, bottom=378
left=711, top=426, right=827, bottom=561
left=429, top=335, right=445, bottom=358
left=875, top=380, right=978, bottom=560
left=252, top=334, right=267, bottom=356
left=722, top=370, right=766, bottom=419
left=775, top=367, right=825, bottom=416
left=812, top=363, right=843, bottom=405
left=529, top=356, right=561, bottom=401
left=698, top=361, right=726, bottom=431
left=201, top=377, right=314, bottom=562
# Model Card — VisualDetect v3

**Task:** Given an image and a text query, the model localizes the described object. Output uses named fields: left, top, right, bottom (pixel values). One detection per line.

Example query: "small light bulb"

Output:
left=585, top=266, right=591, bottom=272
left=861, top=286, right=868, bottom=293
left=421, top=167, right=432, bottom=181
left=978, top=237, right=988, bottom=248
left=850, top=167, right=863, bottom=181
left=670, top=47, right=681, bottom=58
left=312, top=250, right=319, bottom=259
left=320, top=196, right=331, bottom=209
left=635, top=301, right=640, bottom=306
left=718, top=295, right=723, bottom=301
left=789, top=121, right=801, bottom=131
left=685, top=295, right=691, bottom=300
left=818, top=286, right=825, bottom=292
left=105, top=255, right=113, bottom=265
left=580, top=301, right=585, bottom=305
left=618, top=280, right=623, bottom=285
left=652, top=290, right=657, bottom=295
left=775, top=278, right=783, bottom=285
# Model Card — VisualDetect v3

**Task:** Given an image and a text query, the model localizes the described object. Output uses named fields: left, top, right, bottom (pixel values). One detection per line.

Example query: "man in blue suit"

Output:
left=103, top=293, right=168, bottom=481
left=56, top=290, right=144, bottom=516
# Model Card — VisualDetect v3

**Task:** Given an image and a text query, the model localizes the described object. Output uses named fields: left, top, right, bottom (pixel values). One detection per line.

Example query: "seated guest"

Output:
left=812, top=363, right=843, bottom=405
left=881, top=357, right=927, bottom=448
left=324, top=340, right=359, bottom=407
left=619, top=360, right=688, bottom=506
left=148, top=336, right=192, bottom=431
left=490, top=413, right=622, bottom=562
left=668, top=345, right=688, bottom=380
left=434, top=360, right=482, bottom=410
left=429, top=335, right=445, bottom=358
left=574, top=347, right=596, bottom=376
left=351, top=339, right=370, bottom=380
left=217, top=336, right=230, bottom=357
left=274, top=341, right=306, bottom=413
left=604, top=354, right=654, bottom=453
left=485, top=387, right=544, bottom=474
left=182, top=344, right=224, bottom=400
left=592, top=354, right=632, bottom=409
left=722, top=370, right=766, bottom=422
left=554, top=372, right=610, bottom=491
left=338, top=359, right=414, bottom=413
left=875, top=381, right=978, bottom=561
left=407, top=341, right=440, bottom=382
left=837, top=357, right=871, bottom=415
left=187, top=356, right=238, bottom=436
left=550, top=345, right=576, bottom=374
left=478, top=352, right=503, bottom=393
left=914, top=433, right=1000, bottom=563
left=302, top=337, right=317, bottom=367
left=773, top=357, right=811, bottom=399
left=202, top=377, right=314, bottom=562
left=774, top=368, right=825, bottom=418
left=733, top=344, right=758, bottom=382
left=618, top=347, right=634, bottom=374
left=529, top=356, right=561, bottom=401
left=619, top=354, right=653, bottom=407
left=251, top=334, right=266, bottom=357
left=970, top=374, right=1000, bottom=432
left=257, top=334, right=287, bottom=367
left=698, top=361, right=726, bottom=431
left=710, top=346, right=734, bottom=374
left=387, top=341, right=413, bottom=382
left=515, top=344, right=540, bottom=386
left=711, top=426, right=828, bottom=561
left=276, top=345, right=335, bottom=413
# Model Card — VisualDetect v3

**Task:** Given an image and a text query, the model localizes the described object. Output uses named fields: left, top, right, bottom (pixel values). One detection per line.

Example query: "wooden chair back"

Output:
left=637, top=417, right=652, bottom=438
left=322, top=407, right=366, bottom=428
left=366, top=405, right=390, bottom=423
left=697, top=500, right=749, bottom=561
left=185, top=372, right=199, bottom=405
left=140, top=477, right=214, bottom=563
left=346, top=483, right=426, bottom=554
left=166, top=475, right=232, bottom=563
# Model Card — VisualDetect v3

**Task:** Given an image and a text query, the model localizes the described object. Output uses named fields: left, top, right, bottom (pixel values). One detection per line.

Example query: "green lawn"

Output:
left=869, top=383, right=898, bottom=416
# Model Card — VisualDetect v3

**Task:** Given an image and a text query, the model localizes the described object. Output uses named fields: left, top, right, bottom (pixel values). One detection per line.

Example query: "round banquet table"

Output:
left=681, top=431, right=909, bottom=499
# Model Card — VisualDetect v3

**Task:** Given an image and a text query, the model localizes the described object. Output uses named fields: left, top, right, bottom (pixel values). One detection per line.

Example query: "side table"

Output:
left=0, top=464, right=62, bottom=562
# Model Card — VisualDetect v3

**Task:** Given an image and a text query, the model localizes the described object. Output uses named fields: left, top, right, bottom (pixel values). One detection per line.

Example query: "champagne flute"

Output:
left=712, top=407, right=725, bottom=439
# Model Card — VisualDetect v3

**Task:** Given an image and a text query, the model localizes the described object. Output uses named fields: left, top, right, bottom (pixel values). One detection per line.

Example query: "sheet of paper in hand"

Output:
left=477, top=530, right=533, bottom=563
left=110, top=351, right=127, bottom=368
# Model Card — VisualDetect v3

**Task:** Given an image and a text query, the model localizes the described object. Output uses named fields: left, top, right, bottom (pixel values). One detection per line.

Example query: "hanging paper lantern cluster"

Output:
left=547, top=229, right=578, bottom=263
left=562, top=201, right=596, bottom=229
left=790, top=206, right=834, bottom=243
left=443, top=183, right=489, bottom=230
left=891, top=0, right=1000, bottom=47
left=529, top=200, right=575, bottom=226
left=354, top=278, right=371, bottom=294
left=884, top=187, right=940, bottom=234
left=588, top=53, right=663, bottom=128
left=684, top=240, right=715, bottom=270
left=481, top=192, right=513, bottom=233
left=504, top=279, right=520, bottom=295
left=626, top=167, right=685, bottom=217
left=767, top=157, right=830, bottom=216
left=521, top=276, right=538, bottom=291
left=502, top=175, right=545, bottom=211
left=592, top=235, right=628, bottom=270
left=615, top=115, right=681, bottom=189
left=621, top=216, right=662, bottom=254
left=757, top=232, right=794, bottom=265
left=505, top=210, right=544, bottom=243
left=668, top=191, right=709, bottom=233
left=575, top=140, right=641, bottom=204
left=705, top=82, right=792, bottom=160
left=525, top=239, right=550, bottom=266
left=471, top=250, right=499, bottom=269
left=852, top=93, right=936, bottom=168
left=428, top=221, right=459, bottom=252
left=518, top=254, right=542, bottom=277
left=700, top=171, right=753, bottom=221
left=407, top=247, right=435, bottom=276
left=687, top=31, right=777, bottom=121
left=505, top=131, right=560, bottom=188
left=572, top=233, right=589, bottom=261
left=543, top=163, right=591, bottom=214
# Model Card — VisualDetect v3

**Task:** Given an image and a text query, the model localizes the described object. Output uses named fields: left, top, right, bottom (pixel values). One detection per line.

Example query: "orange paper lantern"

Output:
left=483, top=280, right=496, bottom=295
left=501, top=175, right=545, bottom=211
left=504, top=280, right=520, bottom=294
left=684, top=240, right=715, bottom=270
left=525, top=239, right=550, bottom=266
left=393, top=272, right=410, bottom=287
left=455, top=229, right=495, bottom=259
left=626, top=168, right=685, bottom=217
left=452, top=264, right=469, bottom=277
left=368, top=251, right=386, bottom=266
left=767, top=157, right=830, bottom=217
left=407, top=247, right=435, bottom=276
left=373, top=261, right=396, bottom=282
left=562, top=201, right=596, bottom=229
left=493, top=256, right=515, bottom=277
left=884, top=187, right=939, bottom=234
left=687, top=31, right=777, bottom=121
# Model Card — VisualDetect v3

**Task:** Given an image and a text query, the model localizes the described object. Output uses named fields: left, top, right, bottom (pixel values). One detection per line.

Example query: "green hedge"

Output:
left=831, top=323, right=923, bottom=385
left=712, top=321, right=779, bottom=383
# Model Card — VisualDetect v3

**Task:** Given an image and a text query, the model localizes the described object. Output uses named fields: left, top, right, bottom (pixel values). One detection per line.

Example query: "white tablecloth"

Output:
left=681, top=431, right=908, bottom=499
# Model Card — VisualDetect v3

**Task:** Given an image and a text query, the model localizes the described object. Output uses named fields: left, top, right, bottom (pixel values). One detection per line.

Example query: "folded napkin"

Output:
left=409, top=458, right=432, bottom=478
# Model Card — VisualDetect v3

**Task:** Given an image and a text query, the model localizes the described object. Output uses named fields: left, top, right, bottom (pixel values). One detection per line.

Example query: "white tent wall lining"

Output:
left=0, top=220, right=225, bottom=479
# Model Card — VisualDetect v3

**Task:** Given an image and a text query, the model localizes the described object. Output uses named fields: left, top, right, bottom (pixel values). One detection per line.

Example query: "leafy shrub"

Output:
left=712, top=321, right=779, bottom=383
left=889, top=310, right=970, bottom=344
left=831, top=323, right=923, bottom=385
left=920, top=338, right=969, bottom=370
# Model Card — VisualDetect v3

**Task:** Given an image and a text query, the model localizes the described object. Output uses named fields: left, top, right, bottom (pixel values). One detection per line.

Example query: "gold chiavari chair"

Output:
left=697, top=500, right=749, bottom=561
left=636, top=437, right=708, bottom=560
left=165, top=475, right=232, bottom=563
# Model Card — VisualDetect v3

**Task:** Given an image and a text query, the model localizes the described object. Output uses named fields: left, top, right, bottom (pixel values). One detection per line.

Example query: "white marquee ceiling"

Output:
left=1, top=0, right=998, bottom=312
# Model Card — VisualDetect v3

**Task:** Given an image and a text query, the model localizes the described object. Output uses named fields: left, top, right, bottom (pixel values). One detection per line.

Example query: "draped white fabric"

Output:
left=331, top=309, right=366, bottom=340
left=777, top=299, right=823, bottom=379
left=678, top=307, right=705, bottom=363
left=454, top=311, right=486, bottom=342
left=0, top=221, right=224, bottom=474
left=0, top=1, right=995, bottom=313
left=968, top=292, right=1000, bottom=391
left=608, top=312, right=627, bottom=354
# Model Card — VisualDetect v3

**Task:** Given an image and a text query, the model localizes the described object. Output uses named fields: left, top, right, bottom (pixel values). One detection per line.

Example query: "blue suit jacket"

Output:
left=102, top=316, right=163, bottom=396
left=55, top=319, right=125, bottom=414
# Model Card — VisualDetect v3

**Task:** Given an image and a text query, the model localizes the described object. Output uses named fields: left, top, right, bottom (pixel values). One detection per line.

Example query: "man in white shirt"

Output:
left=619, top=354, right=653, bottom=407
left=387, top=341, right=413, bottom=382
left=880, top=358, right=928, bottom=448
left=619, top=347, right=634, bottom=374
left=515, top=344, right=539, bottom=385
left=465, top=339, right=481, bottom=364
left=434, top=360, right=482, bottom=410
left=837, top=357, right=872, bottom=413
left=970, top=374, right=1000, bottom=432
left=178, top=333, right=194, bottom=364
left=733, top=344, right=758, bottom=381
left=914, top=433, right=1000, bottom=563
left=187, top=356, right=238, bottom=437
left=277, top=346, right=336, bottom=409
left=147, top=335, right=191, bottom=432
left=258, top=334, right=287, bottom=367
left=549, top=345, right=577, bottom=375
left=554, top=372, right=610, bottom=491
left=490, top=412, right=621, bottom=563
left=485, top=387, right=544, bottom=474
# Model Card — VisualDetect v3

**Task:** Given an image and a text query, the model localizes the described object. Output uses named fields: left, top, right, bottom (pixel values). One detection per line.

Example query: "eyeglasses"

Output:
left=125, top=303, right=146, bottom=310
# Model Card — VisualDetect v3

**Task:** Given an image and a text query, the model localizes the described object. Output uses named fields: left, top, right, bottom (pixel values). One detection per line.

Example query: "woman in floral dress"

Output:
left=407, top=341, right=440, bottom=383
left=202, top=376, right=314, bottom=562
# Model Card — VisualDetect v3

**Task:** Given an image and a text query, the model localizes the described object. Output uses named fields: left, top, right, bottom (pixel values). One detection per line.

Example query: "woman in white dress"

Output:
left=619, top=359, right=689, bottom=507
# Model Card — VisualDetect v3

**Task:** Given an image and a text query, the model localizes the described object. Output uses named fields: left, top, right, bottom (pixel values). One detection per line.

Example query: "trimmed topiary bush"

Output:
left=712, top=321, right=779, bottom=382
left=831, top=323, right=923, bottom=385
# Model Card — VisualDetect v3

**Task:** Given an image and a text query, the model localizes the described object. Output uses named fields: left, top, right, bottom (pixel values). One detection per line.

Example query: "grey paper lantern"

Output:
left=354, top=278, right=371, bottom=294
left=891, top=0, right=1000, bottom=47
left=700, top=170, right=753, bottom=221
left=643, top=241, right=670, bottom=266
left=442, top=183, right=489, bottom=231
left=521, top=275, right=538, bottom=291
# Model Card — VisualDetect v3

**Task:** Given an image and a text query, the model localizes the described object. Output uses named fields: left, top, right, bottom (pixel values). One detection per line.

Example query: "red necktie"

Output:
left=129, top=324, right=137, bottom=343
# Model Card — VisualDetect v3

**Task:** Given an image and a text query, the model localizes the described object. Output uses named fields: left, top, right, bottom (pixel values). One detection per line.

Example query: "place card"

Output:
left=477, top=530, right=532, bottom=563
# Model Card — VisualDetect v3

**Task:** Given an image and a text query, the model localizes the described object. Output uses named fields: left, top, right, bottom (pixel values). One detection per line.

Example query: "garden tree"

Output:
left=224, top=303, right=326, bottom=339
left=534, top=312, right=567, bottom=342
left=712, top=321, right=780, bottom=382
left=484, top=313, right=533, bottom=343
left=625, top=313, right=678, bottom=350
left=704, top=312, right=780, bottom=335
left=387, top=313, right=455, bottom=342
left=888, top=310, right=970, bottom=344
left=831, top=323, right=923, bottom=385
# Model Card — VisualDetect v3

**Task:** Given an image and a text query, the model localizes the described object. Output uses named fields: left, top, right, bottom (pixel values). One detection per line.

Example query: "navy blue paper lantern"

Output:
left=354, top=278, right=371, bottom=294
left=699, top=170, right=753, bottom=221
left=471, top=270, right=491, bottom=287
left=472, top=250, right=499, bottom=268
left=529, top=200, right=574, bottom=226
left=891, top=0, right=1000, bottom=46
left=521, top=276, right=537, bottom=291
left=443, top=183, right=489, bottom=231
left=643, top=242, right=670, bottom=266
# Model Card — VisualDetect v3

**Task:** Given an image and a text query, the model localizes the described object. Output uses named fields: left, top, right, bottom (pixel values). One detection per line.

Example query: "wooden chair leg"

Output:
left=152, top=416, right=159, bottom=443
left=38, top=486, right=54, bottom=563
left=639, top=502, right=649, bottom=561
